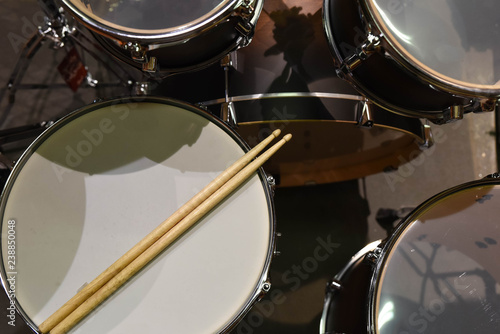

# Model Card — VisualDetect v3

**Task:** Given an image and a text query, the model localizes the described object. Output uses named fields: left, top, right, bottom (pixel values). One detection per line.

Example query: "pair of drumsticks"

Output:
left=38, top=129, right=291, bottom=334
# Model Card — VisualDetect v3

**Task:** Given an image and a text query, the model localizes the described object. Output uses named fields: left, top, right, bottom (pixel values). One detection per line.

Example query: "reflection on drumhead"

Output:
left=369, top=0, right=500, bottom=87
left=376, top=184, right=500, bottom=333
left=64, top=0, right=228, bottom=32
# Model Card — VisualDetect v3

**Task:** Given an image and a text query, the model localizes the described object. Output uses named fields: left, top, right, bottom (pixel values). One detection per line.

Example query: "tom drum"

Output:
left=321, top=176, right=500, bottom=333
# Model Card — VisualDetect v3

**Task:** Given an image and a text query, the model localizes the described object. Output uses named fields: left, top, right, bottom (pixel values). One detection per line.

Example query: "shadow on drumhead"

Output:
left=35, top=99, right=210, bottom=175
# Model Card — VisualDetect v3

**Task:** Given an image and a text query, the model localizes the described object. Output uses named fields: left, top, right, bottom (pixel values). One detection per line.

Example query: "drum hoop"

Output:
left=61, top=0, right=259, bottom=42
left=199, top=92, right=365, bottom=106
left=362, top=0, right=500, bottom=97
left=0, top=96, right=276, bottom=333
left=367, top=177, right=500, bottom=333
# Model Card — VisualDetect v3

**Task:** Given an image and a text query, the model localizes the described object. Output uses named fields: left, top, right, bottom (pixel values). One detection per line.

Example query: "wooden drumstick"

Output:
left=38, top=129, right=282, bottom=334
left=48, top=133, right=292, bottom=334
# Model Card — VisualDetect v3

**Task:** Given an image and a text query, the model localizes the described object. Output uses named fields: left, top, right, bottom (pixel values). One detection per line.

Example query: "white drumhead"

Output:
left=63, top=0, right=234, bottom=35
left=368, top=0, right=500, bottom=89
left=0, top=98, right=273, bottom=333
left=375, top=182, right=500, bottom=333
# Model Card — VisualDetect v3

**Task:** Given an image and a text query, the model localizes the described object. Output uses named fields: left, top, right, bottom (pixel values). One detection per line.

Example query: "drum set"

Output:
left=0, top=0, right=499, bottom=333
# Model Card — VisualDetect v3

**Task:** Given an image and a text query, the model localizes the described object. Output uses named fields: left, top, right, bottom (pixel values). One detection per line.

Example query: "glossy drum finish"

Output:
left=61, top=0, right=263, bottom=75
left=323, top=0, right=500, bottom=122
left=321, top=178, right=500, bottom=333
left=0, top=97, right=275, bottom=333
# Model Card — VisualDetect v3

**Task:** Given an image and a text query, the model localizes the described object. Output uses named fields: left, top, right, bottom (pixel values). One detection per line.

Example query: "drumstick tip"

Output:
left=283, top=134, right=292, bottom=142
left=272, top=129, right=281, bottom=137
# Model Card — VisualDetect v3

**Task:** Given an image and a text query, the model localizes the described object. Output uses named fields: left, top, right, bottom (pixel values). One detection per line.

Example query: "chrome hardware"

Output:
left=221, top=52, right=237, bottom=70
left=142, top=57, right=158, bottom=73
left=235, top=0, right=257, bottom=45
left=261, top=280, right=271, bottom=294
left=239, top=0, right=256, bottom=14
left=338, top=33, right=381, bottom=74
left=221, top=101, right=237, bottom=128
left=356, top=100, right=374, bottom=128
left=220, top=53, right=238, bottom=128
left=266, top=175, right=276, bottom=187
left=124, top=41, right=158, bottom=73
left=365, top=247, right=382, bottom=264
left=124, top=42, right=146, bottom=61
left=449, top=105, right=464, bottom=119
left=419, top=124, right=434, bottom=149
left=439, top=104, right=464, bottom=123
left=132, top=82, right=151, bottom=96
left=37, top=9, right=74, bottom=49
left=85, top=70, right=98, bottom=88
left=327, top=279, right=343, bottom=292
left=266, top=175, right=276, bottom=197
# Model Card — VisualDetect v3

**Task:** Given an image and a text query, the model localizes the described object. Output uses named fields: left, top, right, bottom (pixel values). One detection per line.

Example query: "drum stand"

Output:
left=0, top=0, right=147, bottom=190
left=0, top=0, right=139, bottom=120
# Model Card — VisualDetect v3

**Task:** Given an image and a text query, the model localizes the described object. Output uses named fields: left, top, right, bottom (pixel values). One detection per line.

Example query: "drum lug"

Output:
left=124, top=42, right=158, bottom=73
left=437, top=105, right=464, bottom=124
left=355, top=100, right=374, bottom=128
left=266, top=175, right=276, bottom=197
left=235, top=0, right=257, bottom=44
left=337, top=33, right=381, bottom=75
left=259, top=280, right=271, bottom=298
left=266, top=175, right=276, bottom=187
left=365, top=247, right=382, bottom=265
left=142, top=57, right=158, bottom=73
left=236, top=21, right=254, bottom=42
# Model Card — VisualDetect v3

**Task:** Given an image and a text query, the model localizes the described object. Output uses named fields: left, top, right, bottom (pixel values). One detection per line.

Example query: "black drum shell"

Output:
left=323, top=0, right=471, bottom=120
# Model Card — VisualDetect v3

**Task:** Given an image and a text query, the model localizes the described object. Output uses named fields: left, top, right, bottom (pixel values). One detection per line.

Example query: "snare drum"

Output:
left=0, top=97, right=275, bottom=333
left=60, top=0, right=263, bottom=75
left=321, top=177, right=500, bottom=333
left=323, top=0, right=500, bottom=122
left=163, top=0, right=431, bottom=187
